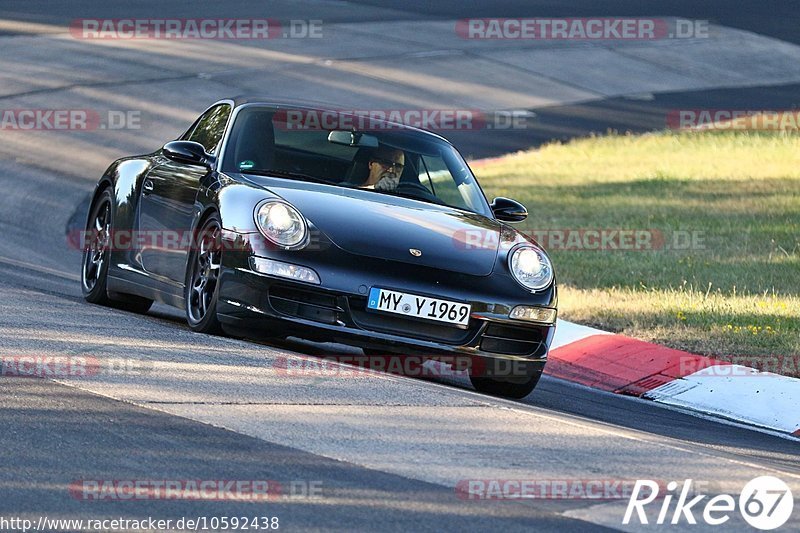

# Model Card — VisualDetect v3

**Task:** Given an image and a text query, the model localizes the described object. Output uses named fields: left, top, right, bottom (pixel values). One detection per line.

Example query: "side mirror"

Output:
left=491, top=197, right=528, bottom=223
left=162, top=141, right=213, bottom=167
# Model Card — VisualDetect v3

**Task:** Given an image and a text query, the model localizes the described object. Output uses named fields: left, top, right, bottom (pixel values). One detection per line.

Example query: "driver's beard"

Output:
left=374, top=173, right=400, bottom=191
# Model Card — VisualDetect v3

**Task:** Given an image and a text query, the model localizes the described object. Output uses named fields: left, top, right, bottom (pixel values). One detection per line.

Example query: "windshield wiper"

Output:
left=240, top=169, right=333, bottom=184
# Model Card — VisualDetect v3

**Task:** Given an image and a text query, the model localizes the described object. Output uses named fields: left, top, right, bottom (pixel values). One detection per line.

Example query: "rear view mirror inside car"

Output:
left=327, top=130, right=379, bottom=148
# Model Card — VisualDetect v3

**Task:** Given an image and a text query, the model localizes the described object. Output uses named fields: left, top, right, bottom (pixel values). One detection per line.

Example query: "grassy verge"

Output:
left=473, top=131, right=800, bottom=375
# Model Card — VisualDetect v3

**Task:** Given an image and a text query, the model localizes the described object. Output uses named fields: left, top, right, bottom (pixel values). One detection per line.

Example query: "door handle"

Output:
left=142, top=179, right=154, bottom=194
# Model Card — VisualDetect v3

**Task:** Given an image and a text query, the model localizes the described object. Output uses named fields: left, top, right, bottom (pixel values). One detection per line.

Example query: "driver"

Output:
left=360, top=146, right=405, bottom=191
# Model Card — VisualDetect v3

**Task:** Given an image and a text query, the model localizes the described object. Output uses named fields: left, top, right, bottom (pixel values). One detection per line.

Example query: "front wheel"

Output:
left=185, top=214, right=224, bottom=334
left=469, top=357, right=542, bottom=399
left=81, top=188, right=153, bottom=314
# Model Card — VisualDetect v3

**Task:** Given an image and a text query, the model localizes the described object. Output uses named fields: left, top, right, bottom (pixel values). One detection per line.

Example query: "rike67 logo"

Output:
left=624, top=476, right=794, bottom=530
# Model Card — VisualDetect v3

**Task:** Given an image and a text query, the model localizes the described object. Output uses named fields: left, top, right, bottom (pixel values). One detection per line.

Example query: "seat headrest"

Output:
left=343, top=146, right=376, bottom=185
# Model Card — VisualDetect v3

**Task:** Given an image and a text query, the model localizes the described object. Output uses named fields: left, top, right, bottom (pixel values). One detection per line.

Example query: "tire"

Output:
left=185, top=213, right=224, bottom=334
left=469, top=357, right=542, bottom=399
left=81, top=188, right=153, bottom=314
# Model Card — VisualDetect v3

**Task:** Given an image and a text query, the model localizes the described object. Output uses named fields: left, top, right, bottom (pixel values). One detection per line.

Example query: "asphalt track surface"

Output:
left=1, top=1, right=799, bottom=532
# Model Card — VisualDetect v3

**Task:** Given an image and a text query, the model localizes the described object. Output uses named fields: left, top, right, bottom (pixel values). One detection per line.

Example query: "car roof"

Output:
left=217, top=96, right=452, bottom=143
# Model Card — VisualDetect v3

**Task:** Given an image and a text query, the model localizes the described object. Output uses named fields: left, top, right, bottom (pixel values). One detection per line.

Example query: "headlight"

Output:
left=254, top=201, right=307, bottom=248
left=508, top=245, right=553, bottom=291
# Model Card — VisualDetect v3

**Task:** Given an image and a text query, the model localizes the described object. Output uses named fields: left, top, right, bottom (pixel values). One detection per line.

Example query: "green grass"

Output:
left=472, top=131, right=800, bottom=372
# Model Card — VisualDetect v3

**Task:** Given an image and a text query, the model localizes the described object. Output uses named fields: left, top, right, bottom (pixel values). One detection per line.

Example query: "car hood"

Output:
left=261, top=181, right=501, bottom=276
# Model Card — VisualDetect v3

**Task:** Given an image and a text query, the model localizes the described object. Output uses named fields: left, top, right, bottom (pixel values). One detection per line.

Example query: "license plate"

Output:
left=367, top=287, right=471, bottom=326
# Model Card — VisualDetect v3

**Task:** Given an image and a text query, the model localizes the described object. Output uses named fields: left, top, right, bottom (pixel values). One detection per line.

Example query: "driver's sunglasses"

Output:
left=372, top=158, right=404, bottom=172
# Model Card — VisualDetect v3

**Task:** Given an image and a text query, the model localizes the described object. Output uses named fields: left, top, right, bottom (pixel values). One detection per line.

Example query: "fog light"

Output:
left=250, top=257, right=320, bottom=285
left=509, top=306, right=557, bottom=324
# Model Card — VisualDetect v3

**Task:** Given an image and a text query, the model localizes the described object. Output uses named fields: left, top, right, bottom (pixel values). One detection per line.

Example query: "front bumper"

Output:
left=216, top=250, right=556, bottom=365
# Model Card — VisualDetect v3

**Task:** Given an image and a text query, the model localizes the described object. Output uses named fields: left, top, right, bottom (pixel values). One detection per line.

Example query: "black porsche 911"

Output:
left=81, top=97, right=557, bottom=398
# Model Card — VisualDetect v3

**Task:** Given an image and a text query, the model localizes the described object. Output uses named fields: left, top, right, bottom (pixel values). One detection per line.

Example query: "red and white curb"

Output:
left=548, top=319, right=800, bottom=437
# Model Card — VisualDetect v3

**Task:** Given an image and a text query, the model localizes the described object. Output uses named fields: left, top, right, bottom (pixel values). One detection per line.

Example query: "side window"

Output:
left=419, top=154, right=468, bottom=209
left=188, top=104, right=231, bottom=154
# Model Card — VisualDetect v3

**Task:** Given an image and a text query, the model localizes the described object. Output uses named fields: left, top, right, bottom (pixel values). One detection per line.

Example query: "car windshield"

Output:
left=221, top=105, right=492, bottom=217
